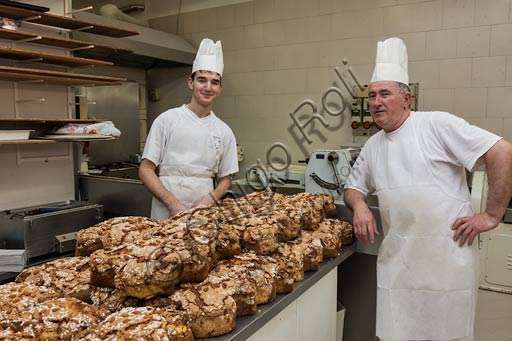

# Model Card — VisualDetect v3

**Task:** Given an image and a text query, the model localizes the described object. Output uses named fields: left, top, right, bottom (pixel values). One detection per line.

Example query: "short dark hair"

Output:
left=191, top=70, right=222, bottom=84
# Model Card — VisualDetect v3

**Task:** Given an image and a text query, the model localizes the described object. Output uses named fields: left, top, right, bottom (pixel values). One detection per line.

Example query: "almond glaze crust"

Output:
left=0, top=282, right=59, bottom=320
left=5, top=192, right=352, bottom=340
left=89, top=240, right=182, bottom=298
left=74, top=306, right=193, bottom=341
left=171, top=283, right=237, bottom=338
left=75, top=216, right=162, bottom=256
left=0, top=297, right=108, bottom=341
left=15, top=256, right=91, bottom=301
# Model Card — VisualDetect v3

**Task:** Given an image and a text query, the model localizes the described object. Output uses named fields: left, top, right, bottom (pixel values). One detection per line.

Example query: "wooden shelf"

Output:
left=0, top=28, right=132, bottom=54
left=0, top=47, right=113, bottom=67
left=0, top=118, right=108, bottom=123
left=0, top=139, right=57, bottom=144
left=0, top=118, right=118, bottom=144
left=0, top=5, right=139, bottom=37
left=0, top=66, right=125, bottom=86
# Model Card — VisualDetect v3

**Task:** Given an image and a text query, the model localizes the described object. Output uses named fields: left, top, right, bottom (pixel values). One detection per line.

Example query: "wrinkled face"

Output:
left=188, top=70, right=223, bottom=107
left=368, top=81, right=411, bottom=132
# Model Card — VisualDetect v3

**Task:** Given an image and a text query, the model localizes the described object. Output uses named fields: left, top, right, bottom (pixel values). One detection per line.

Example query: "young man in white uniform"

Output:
left=140, top=38, right=238, bottom=219
left=344, top=37, right=512, bottom=341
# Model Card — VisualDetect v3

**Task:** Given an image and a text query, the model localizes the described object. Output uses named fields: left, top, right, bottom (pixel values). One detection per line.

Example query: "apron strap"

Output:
left=159, top=165, right=215, bottom=178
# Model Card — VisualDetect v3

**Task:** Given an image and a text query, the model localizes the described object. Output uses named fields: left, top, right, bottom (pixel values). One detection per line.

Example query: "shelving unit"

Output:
left=0, top=3, right=134, bottom=144
left=0, top=47, right=113, bottom=67
left=0, top=28, right=132, bottom=54
left=0, top=4, right=139, bottom=37
left=0, top=66, right=126, bottom=86
left=0, top=118, right=118, bottom=144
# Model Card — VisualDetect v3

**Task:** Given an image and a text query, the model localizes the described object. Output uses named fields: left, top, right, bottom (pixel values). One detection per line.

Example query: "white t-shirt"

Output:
left=346, top=111, right=501, bottom=199
left=142, top=105, right=239, bottom=178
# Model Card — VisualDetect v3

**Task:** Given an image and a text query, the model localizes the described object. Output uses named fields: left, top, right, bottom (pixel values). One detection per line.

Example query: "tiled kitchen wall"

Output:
left=148, top=0, right=512, bottom=173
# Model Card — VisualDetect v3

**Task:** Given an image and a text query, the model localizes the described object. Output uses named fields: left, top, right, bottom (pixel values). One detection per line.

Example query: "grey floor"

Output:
left=474, top=289, right=512, bottom=341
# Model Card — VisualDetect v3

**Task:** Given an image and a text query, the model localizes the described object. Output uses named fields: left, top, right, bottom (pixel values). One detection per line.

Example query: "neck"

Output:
left=384, top=108, right=411, bottom=133
left=186, top=101, right=212, bottom=118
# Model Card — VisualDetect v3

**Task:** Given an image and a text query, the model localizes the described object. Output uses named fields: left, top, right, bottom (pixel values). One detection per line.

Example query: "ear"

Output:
left=187, top=76, right=193, bottom=90
left=403, top=92, right=412, bottom=109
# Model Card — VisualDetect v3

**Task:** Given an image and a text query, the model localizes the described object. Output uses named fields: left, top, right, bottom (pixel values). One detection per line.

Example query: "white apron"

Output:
left=374, top=120, right=478, bottom=341
left=150, top=115, right=221, bottom=219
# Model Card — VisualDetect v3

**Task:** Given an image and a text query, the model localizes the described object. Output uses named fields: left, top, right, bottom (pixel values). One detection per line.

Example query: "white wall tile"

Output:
left=453, top=87, right=487, bottom=118
left=216, top=5, right=235, bottom=29
left=332, top=8, right=383, bottom=40
left=456, top=26, right=490, bottom=57
left=506, top=56, right=512, bottom=86
left=263, top=21, right=286, bottom=46
left=234, top=1, right=254, bottom=26
left=263, top=70, right=309, bottom=94
left=487, top=87, right=512, bottom=118
left=426, top=30, right=458, bottom=59
left=274, top=0, right=317, bottom=21
left=442, top=0, right=475, bottom=28
left=474, top=0, right=509, bottom=25
left=421, top=88, right=455, bottom=112
left=383, top=1, right=443, bottom=34
left=409, top=60, right=440, bottom=88
left=466, top=117, right=503, bottom=135
left=243, top=24, right=265, bottom=49
left=235, top=95, right=275, bottom=116
left=395, top=32, right=427, bottom=61
left=213, top=95, right=236, bottom=118
left=222, top=71, right=265, bottom=96
left=471, top=56, right=506, bottom=87
left=439, top=58, right=472, bottom=88
left=254, top=0, right=274, bottom=23
left=490, top=24, right=512, bottom=56
left=503, top=119, right=512, bottom=142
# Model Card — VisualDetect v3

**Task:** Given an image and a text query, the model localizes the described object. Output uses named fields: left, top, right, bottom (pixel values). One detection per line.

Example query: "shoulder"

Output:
left=212, top=115, right=235, bottom=136
left=411, top=111, right=464, bottom=126
left=154, top=106, right=185, bottom=123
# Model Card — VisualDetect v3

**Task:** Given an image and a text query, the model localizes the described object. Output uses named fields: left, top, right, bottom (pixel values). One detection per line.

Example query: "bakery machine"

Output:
left=305, top=149, right=358, bottom=201
left=0, top=201, right=103, bottom=270
left=471, top=171, right=512, bottom=294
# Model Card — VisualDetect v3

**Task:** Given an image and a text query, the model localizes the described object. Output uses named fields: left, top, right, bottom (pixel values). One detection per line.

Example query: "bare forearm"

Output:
left=344, top=188, right=378, bottom=243
left=139, top=160, right=181, bottom=209
left=211, top=176, right=232, bottom=203
left=484, top=139, right=512, bottom=224
left=344, top=188, right=369, bottom=211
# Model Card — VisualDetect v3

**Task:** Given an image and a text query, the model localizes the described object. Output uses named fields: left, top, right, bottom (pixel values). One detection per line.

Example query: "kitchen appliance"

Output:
left=471, top=171, right=512, bottom=294
left=305, top=149, right=355, bottom=202
left=0, top=201, right=103, bottom=264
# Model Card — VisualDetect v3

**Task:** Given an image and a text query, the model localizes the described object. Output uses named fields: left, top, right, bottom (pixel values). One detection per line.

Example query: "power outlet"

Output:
left=149, top=88, right=160, bottom=101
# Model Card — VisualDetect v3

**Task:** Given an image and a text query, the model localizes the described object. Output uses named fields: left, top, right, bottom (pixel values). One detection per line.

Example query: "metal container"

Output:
left=0, top=201, right=103, bottom=260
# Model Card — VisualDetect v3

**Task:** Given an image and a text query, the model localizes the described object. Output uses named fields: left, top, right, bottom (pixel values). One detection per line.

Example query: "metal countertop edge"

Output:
left=208, top=244, right=357, bottom=341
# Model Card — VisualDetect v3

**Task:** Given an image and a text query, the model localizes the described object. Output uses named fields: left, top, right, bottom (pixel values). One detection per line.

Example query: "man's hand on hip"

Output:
left=452, top=212, right=499, bottom=247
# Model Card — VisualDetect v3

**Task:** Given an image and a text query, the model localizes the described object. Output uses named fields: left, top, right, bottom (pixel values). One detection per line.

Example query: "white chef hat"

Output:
left=370, top=37, right=408, bottom=85
left=192, top=38, right=224, bottom=76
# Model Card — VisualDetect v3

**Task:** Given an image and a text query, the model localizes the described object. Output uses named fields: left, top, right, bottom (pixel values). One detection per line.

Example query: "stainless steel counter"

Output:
left=209, top=245, right=356, bottom=341
left=78, top=174, right=152, bottom=218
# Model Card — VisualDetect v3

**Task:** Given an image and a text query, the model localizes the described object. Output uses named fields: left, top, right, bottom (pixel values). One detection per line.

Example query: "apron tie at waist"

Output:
left=159, top=165, right=216, bottom=178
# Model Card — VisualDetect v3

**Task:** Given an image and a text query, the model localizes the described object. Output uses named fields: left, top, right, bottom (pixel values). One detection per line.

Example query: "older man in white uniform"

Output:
left=140, top=38, right=238, bottom=219
left=344, top=38, right=512, bottom=341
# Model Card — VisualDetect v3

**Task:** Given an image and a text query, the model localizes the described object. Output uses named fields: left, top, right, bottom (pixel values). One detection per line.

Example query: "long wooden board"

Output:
left=0, top=28, right=132, bottom=54
left=0, top=118, right=107, bottom=123
left=0, top=66, right=125, bottom=82
left=0, top=5, right=139, bottom=37
left=0, top=47, right=113, bottom=67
